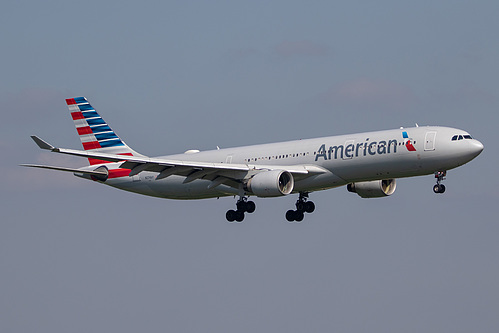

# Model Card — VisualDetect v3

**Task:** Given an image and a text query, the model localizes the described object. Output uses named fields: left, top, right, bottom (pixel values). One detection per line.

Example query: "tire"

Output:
left=295, top=211, right=304, bottom=222
left=286, top=210, right=296, bottom=222
left=246, top=201, right=256, bottom=213
left=235, top=211, right=245, bottom=222
left=296, top=202, right=305, bottom=212
left=433, top=184, right=441, bottom=193
left=226, top=210, right=236, bottom=222
left=236, top=201, right=246, bottom=211
left=304, top=201, right=315, bottom=213
left=439, top=184, right=446, bottom=193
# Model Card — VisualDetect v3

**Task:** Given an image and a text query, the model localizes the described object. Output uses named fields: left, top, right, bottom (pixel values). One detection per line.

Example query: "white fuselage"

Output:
left=99, top=126, right=483, bottom=199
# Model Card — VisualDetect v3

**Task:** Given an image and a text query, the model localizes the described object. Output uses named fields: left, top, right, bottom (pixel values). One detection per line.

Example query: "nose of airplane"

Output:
left=469, top=140, right=484, bottom=159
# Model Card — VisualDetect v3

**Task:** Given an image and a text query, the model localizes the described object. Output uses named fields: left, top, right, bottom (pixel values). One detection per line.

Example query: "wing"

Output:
left=29, top=136, right=326, bottom=187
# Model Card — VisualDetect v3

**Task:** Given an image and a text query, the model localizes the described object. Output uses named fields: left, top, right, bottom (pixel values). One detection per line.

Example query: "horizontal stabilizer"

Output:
left=19, top=164, right=108, bottom=176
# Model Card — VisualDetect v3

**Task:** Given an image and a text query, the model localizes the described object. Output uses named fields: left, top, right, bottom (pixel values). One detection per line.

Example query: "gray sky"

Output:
left=1, top=1, right=498, bottom=332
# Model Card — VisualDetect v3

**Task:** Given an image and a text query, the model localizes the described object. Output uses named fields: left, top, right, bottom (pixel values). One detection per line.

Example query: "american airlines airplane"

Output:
left=22, top=97, right=484, bottom=222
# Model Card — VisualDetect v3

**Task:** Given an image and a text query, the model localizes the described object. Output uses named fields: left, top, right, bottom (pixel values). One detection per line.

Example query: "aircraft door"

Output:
left=424, top=132, right=437, bottom=151
left=225, top=155, right=233, bottom=164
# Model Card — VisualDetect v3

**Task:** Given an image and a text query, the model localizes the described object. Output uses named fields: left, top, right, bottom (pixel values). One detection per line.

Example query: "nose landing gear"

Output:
left=433, top=171, right=446, bottom=194
left=286, top=192, right=315, bottom=222
left=226, top=197, right=256, bottom=222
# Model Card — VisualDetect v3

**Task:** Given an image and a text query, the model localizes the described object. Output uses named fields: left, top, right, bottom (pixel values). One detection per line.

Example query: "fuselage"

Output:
left=24, top=97, right=485, bottom=222
left=100, top=126, right=483, bottom=199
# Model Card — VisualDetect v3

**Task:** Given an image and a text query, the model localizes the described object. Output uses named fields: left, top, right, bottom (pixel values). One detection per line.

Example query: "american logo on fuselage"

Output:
left=402, top=131, right=416, bottom=151
left=315, top=131, right=416, bottom=161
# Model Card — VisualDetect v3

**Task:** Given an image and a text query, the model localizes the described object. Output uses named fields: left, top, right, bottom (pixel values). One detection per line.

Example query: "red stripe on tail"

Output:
left=77, top=126, right=93, bottom=135
left=71, top=112, right=85, bottom=120
left=82, top=141, right=101, bottom=150
left=88, top=153, right=134, bottom=166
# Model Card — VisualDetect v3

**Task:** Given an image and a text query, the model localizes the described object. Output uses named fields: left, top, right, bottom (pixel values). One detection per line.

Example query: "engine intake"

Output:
left=347, top=179, right=396, bottom=198
left=245, top=170, right=294, bottom=197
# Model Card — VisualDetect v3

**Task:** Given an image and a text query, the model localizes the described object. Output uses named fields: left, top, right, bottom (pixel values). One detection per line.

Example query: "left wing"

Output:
left=28, top=136, right=326, bottom=185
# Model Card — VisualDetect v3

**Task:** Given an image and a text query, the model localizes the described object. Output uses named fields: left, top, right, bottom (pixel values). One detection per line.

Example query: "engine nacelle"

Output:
left=347, top=179, right=396, bottom=198
left=245, top=170, right=294, bottom=197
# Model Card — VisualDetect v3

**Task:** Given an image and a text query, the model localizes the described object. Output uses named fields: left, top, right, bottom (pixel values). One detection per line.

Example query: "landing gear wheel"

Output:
left=294, top=211, right=304, bottom=222
left=235, top=210, right=245, bottom=222
left=304, top=201, right=315, bottom=213
left=236, top=200, right=246, bottom=211
left=433, top=184, right=446, bottom=194
left=236, top=199, right=256, bottom=213
left=228, top=197, right=255, bottom=222
left=246, top=201, right=256, bottom=213
left=286, top=192, right=316, bottom=222
left=433, top=171, right=447, bottom=194
left=226, top=210, right=236, bottom=222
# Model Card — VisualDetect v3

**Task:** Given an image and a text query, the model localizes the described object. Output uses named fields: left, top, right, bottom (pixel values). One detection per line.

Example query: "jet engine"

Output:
left=245, top=170, right=294, bottom=197
left=347, top=179, right=396, bottom=198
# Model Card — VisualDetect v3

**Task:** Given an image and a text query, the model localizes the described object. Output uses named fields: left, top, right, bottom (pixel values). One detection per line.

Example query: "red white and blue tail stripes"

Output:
left=66, top=97, right=137, bottom=165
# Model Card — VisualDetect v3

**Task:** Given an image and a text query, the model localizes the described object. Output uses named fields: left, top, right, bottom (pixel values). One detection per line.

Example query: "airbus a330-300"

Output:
left=22, top=97, right=484, bottom=222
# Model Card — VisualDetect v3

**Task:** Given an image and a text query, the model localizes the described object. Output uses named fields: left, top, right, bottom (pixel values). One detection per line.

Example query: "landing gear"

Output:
left=433, top=171, right=447, bottom=194
left=433, top=184, right=446, bottom=194
left=226, top=197, right=256, bottom=222
left=286, top=192, right=315, bottom=222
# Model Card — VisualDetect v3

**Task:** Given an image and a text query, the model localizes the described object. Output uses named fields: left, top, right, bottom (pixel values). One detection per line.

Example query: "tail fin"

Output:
left=66, top=97, right=142, bottom=165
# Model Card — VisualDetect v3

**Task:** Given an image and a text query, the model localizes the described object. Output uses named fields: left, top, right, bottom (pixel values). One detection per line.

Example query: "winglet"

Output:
left=30, top=136, right=56, bottom=151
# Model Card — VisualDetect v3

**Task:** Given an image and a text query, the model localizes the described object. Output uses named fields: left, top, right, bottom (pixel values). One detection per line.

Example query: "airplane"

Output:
left=22, top=97, right=484, bottom=222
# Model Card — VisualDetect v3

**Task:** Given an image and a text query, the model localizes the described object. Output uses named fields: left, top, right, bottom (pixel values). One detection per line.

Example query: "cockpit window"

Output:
left=452, top=134, right=473, bottom=141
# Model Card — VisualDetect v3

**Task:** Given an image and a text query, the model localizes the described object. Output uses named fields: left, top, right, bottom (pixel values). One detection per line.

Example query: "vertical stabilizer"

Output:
left=66, top=97, right=142, bottom=165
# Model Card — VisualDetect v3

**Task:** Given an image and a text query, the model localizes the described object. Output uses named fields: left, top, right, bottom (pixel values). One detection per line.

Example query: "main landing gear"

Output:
left=226, top=197, right=256, bottom=222
left=286, top=192, right=315, bottom=222
left=433, top=171, right=447, bottom=194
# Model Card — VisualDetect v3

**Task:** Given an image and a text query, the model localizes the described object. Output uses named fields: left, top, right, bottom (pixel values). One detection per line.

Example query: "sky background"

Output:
left=1, top=1, right=498, bottom=332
